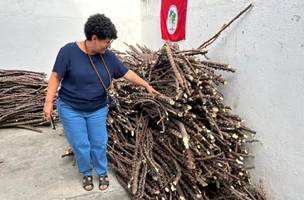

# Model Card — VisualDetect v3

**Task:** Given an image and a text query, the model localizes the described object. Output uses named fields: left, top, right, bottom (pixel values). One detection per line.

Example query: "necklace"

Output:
left=84, top=40, right=112, bottom=93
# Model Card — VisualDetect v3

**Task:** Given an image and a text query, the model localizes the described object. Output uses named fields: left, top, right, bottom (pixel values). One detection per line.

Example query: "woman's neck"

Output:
left=84, top=40, right=96, bottom=55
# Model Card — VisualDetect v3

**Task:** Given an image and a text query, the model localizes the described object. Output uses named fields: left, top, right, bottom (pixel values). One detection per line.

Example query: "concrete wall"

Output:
left=141, top=1, right=304, bottom=200
left=0, top=0, right=141, bottom=75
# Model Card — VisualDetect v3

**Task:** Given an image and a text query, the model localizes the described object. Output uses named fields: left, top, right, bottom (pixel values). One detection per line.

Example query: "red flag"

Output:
left=160, top=0, right=188, bottom=42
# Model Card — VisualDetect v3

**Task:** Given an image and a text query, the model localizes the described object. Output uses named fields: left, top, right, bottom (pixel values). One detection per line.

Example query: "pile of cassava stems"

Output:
left=104, top=41, right=266, bottom=200
left=0, top=70, right=50, bottom=132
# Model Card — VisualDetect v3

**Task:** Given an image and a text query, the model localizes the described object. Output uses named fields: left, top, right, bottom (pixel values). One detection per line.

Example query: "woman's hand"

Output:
left=123, top=70, right=161, bottom=96
left=145, top=84, right=160, bottom=96
left=43, top=101, right=53, bottom=121
left=44, top=72, right=61, bottom=121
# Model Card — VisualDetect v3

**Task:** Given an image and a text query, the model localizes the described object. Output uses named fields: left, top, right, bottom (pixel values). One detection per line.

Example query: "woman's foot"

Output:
left=98, top=175, right=109, bottom=190
left=82, top=176, right=94, bottom=191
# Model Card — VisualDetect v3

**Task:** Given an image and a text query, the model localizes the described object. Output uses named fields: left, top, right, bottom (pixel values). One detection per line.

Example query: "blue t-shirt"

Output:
left=52, top=42, right=129, bottom=111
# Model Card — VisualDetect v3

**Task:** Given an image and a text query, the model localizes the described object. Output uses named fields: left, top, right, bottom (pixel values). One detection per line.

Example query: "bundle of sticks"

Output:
left=100, top=41, right=266, bottom=200
left=0, top=70, right=53, bottom=132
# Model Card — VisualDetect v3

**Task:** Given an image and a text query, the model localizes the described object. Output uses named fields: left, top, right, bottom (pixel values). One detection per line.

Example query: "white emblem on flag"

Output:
left=166, top=5, right=178, bottom=35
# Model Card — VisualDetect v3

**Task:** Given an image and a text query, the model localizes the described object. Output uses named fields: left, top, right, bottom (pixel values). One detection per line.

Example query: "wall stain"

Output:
left=291, top=15, right=301, bottom=22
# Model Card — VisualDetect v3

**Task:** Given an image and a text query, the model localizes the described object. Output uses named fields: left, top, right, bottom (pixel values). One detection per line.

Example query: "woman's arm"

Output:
left=123, top=70, right=159, bottom=95
left=44, top=72, right=61, bottom=121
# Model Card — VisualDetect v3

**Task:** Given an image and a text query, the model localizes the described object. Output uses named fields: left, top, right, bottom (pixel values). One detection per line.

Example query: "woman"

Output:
left=44, top=13, right=159, bottom=191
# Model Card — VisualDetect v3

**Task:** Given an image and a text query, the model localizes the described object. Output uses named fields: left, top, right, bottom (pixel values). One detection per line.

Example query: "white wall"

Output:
left=141, top=1, right=304, bottom=200
left=0, top=0, right=141, bottom=75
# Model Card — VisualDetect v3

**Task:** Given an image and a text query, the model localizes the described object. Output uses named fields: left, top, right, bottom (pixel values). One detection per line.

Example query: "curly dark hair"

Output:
left=84, top=14, right=117, bottom=40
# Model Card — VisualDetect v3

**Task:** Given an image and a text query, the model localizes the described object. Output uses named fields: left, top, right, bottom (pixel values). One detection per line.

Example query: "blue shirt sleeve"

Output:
left=52, top=46, right=70, bottom=79
left=109, top=51, right=129, bottom=79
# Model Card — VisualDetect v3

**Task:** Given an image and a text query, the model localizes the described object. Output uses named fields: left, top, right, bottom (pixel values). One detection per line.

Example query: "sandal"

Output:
left=98, top=175, right=109, bottom=191
left=82, top=176, right=94, bottom=191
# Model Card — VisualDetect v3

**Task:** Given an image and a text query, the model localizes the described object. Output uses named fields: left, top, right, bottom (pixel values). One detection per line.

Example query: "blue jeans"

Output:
left=57, top=98, right=108, bottom=176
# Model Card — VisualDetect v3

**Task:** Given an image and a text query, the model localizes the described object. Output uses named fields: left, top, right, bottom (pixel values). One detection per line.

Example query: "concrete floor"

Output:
left=0, top=125, right=131, bottom=200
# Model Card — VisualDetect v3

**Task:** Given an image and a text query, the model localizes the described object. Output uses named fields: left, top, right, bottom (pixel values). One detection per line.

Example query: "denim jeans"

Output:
left=56, top=98, right=108, bottom=176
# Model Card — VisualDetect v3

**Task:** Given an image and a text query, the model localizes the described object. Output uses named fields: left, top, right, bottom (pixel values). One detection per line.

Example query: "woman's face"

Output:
left=91, top=35, right=113, bottom=54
